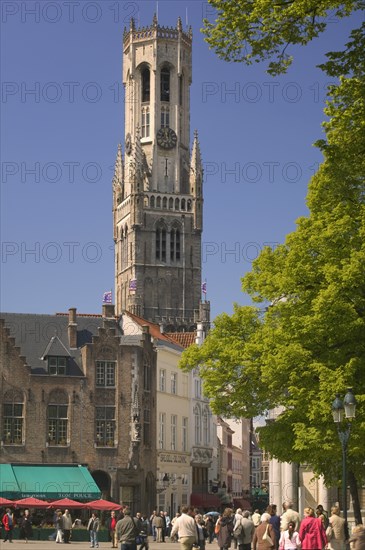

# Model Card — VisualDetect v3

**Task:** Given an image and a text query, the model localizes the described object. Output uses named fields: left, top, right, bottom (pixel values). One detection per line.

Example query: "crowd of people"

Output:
left=1, top=501, right=364, bottom=550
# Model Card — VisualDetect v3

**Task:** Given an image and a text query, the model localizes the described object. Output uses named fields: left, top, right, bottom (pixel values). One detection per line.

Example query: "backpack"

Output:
left=233, top=521, right=243, bottom=539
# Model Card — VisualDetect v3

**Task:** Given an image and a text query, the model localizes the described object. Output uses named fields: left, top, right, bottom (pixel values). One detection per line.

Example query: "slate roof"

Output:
left=0, top=312, right=102, bottom=376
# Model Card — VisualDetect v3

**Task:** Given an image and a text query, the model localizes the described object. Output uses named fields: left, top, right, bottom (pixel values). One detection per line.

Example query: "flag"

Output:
left=102, top=291, right=112, bottom=304
left=129, top=279, right=137, bottom=291
left=201, top=281, right=207, bottom=295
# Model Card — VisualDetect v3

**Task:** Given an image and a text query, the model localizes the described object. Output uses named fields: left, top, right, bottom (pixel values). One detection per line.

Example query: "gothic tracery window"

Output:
left=161, top=67, right=170, bottom=102
left=156, top=224, right=166, bottom=262
left=142, top=67, right=150, bottom=103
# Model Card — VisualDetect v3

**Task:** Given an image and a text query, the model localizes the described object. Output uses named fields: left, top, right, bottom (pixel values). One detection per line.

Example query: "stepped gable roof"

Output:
left=124, top=311, right=184, bottom=348
left=166, top=332, right=196, bottom=349
left=0, top=312, right=102, bottom=375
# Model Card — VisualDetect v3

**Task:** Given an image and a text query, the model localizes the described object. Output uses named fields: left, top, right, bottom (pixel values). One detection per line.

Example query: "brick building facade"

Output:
left=0, top=305, right=157, bottom=512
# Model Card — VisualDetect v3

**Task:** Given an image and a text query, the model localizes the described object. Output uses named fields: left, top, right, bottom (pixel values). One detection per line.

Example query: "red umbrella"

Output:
left=14, top=497, right=50, bottom=508
left=47, top=498, right=84, bottom=509
left=86, top=499, right=122, bottom=511
left=0, top=497, right=14, bottom=506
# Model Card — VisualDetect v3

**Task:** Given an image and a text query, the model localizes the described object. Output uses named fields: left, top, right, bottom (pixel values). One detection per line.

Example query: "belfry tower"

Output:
left=113, top=16, right=207, bottom=332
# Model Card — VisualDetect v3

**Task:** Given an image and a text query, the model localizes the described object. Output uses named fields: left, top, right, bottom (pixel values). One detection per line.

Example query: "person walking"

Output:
left=204, top=515, right=215, bottom=544
left=327, top=506, right=347, bottom=550
left=2, top=508, right=15, bottom=543
left=253, top=513, right=276, bottom=550
left=195, top=514, right=207, bottom=550
left=216, top=508, right=235, bottom=550
left=170, top=505, right=198, bottom=550
left=20, top=509, right=33, bottom=543
left=116, top=507, right=140, bottom=550
left=268, top=505, right=281, bottom=550
left=281, top=503, right=300, bottom=532
left=62, top=509, right=72, bottom=544
left=298, top=507, right=326, bottom=550
left=107, top=510, right=118, bottom=548
left=252, top=510, right=261, bottom=528
left=278, top=521, right=300, bottom=550
left=55, top=511, right=64, bottom=544
left=153, top=512, right=164, bottom=542
left=234, top=510, right=255, bottom=550
left=87, top=512, right=100, bottom=548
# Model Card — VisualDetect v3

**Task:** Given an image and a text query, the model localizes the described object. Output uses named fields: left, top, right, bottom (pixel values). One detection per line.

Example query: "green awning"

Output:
left=0, top=464, right=101, bottom=500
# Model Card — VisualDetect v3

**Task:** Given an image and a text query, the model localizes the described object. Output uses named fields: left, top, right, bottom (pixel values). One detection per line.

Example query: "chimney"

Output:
left=102, top=304, right=115, bottom=318
left=68, top=307, right=77, bottom=349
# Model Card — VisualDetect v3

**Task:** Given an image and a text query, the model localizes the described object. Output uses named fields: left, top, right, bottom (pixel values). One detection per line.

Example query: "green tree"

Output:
left=180, top=27, right=365, bottom=523
left=202, top=0, right=364, bottom=74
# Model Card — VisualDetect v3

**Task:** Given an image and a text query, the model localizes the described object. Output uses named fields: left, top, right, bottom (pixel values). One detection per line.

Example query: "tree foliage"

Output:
left=202, top=0, right=364, bottom=74
left=180, top=25, right=365, bottom=489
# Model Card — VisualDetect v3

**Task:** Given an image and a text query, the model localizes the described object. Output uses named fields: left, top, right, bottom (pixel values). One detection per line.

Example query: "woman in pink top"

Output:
left=299, top=507, right=327, bottom=550
left=279, top=522, right=300, bottom=550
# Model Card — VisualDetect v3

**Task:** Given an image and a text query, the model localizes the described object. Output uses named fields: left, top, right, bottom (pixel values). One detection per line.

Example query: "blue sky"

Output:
left=0, top=1, right=360, bottom=320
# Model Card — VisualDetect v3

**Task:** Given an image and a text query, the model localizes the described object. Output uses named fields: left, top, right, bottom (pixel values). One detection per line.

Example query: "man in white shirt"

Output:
left=280, top=502, right=300, bottom=532
left=170, top=506, right=198, bottom=550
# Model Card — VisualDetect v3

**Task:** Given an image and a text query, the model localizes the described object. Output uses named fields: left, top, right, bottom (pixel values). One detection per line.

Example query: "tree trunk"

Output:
left=348, top=470, right=363, bottom=525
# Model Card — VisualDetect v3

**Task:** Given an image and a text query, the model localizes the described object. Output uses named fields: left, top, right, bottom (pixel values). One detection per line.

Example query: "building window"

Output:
left=95, top=361, right=116, bottom=387
left=194, top=378, right=201, bottom=399
left=171, top=372, right=177, bottom=394
left=194, top=405, right=201, bottom=445
left=141, top=107, right=150, bottom=138
left=182, top=417, right=188, bottom=452
left=48, top=356, right=66, bottom=375
left=171, top=414, right=177, bottom=451
left=142, top=67, right=150, bottom=102
left=3, top=403, right=23, bottom=445
left=203, top=408, right=210, bottom=445
left=156, top=226, right=166, bottom=262
left=120, top=226, right=129, bottom=270
left=48, top=405, right=68, bottom=446
left=159, top=412, right=165, bottom=449
left=161, top=107, right=170, bottom=128
left=95, top=406, right=115, bottom=447
left=161, top=68, right=170, bottom=102
left=159, top=369, right=166, bottom=392
left=143, top=408, right=150, bottom=445
left=170, top=228, right=180, bottom=262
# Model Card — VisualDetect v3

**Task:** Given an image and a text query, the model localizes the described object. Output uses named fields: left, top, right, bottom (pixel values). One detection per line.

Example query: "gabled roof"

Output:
left=166, top=332, right=197, bottom=349
left=123, top=311, right=184, bottom=347
left=41, top=335, right=71, bottom=359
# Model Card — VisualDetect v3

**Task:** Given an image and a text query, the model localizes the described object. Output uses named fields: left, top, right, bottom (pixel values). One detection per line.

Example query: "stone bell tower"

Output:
left=113, top=16, right=205, bottom=332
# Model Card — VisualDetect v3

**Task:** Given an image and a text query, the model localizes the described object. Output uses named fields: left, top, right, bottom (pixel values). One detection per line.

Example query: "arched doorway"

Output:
left=92, top=470, right=111, bottom=500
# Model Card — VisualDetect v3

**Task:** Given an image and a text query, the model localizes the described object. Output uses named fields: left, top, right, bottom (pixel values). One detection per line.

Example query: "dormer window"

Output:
left=48, top=356, right=67, bottom=375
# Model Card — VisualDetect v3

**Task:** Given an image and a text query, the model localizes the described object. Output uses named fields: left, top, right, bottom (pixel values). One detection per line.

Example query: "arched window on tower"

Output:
left=141, top=107, right=150, bottom=138
left=141, top=67, right=150, bottom=102
left=161, top=67, right=170, bottom=102
left=170, top=226, right=181, bottom=262
left=155, top=224, right=166, bottom=262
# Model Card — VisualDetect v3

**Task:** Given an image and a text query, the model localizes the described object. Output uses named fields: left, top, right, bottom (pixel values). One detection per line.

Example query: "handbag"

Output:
left=262, top=524, right=274, bottom=546
left=326, top=525, right=333, bottom=541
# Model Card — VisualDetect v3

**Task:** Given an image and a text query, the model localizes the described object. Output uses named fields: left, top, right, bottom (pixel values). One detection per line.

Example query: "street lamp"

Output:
left=331, top=388, right=357, bottom=523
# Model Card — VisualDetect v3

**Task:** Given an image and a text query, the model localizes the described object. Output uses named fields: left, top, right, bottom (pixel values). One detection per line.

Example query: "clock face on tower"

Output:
left=156, top=127, right=177, bottom=150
